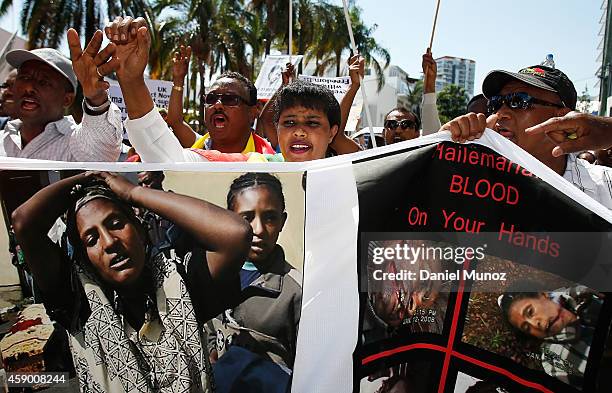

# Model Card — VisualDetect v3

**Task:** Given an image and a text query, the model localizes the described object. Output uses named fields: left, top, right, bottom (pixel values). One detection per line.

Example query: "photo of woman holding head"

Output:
left=11, top=171, right=252, bottom=392
left=209, top=173, right=302, bottom=393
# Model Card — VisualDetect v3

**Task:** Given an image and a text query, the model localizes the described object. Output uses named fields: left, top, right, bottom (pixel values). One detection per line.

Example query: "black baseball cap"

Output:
left=482, top=65, right=577, bottom=110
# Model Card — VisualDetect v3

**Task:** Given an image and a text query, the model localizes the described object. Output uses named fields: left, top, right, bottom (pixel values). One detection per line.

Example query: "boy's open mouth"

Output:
left=289, top=142, right=312, bottom=154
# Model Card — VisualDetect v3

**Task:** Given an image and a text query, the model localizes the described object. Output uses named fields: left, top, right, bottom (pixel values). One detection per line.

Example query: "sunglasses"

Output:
left=384, top=119, right=416, bottom=130
left=204, top=93, right=250, bottom=107
left=487, top=92, right=565, bottom=114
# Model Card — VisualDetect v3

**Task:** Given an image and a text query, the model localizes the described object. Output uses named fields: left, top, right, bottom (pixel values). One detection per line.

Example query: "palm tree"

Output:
left=302, top=3, right=390, bottom=90
left=248, top=0, right=289, bottom=56
left=242, top=7, right=267, bottom=80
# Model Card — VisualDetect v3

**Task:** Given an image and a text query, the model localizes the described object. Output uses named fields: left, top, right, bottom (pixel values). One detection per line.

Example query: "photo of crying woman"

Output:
left=11, top=171, right=252, bottom=392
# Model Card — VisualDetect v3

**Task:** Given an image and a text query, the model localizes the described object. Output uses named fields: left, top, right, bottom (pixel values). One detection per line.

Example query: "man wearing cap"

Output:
left=441, top=65, right=612, bottom=209
left=1, top=30, right=123, bottom=161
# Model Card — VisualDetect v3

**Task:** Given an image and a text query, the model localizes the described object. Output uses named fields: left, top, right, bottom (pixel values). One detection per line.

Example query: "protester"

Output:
left=440, top=65, right=612, bottom=209
left=383, top=107, right=421, bottom=145
left=0, top=69, right=18, bottom=130
left=267, top=79, right=341, bottom=161
left=498, top=280, right=602, bottom=387
left=11, top=171, right=251, bottom=391
left=421, top=48, right=442, bottom=135
left=257, top=55, right=362, bottom=155
left=191, top=70, right=274, bottom=153
left=210, top=173, right=301, bottom=393
left=255, top=62, right=297, bottom=150
left=1, top=30, right=123, bottom=161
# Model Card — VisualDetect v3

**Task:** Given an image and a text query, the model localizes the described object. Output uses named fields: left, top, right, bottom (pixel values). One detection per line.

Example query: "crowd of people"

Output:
left=1, top=14, right=612, bottom=393
left=1, top=18, right=611, bottom=203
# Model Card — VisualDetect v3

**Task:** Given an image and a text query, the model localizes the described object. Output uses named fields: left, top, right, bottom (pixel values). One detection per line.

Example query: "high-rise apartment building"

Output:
left=434, top=56, right=476, bottom=97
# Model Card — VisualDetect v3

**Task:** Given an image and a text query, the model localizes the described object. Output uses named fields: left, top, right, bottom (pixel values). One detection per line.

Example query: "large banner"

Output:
left=0, top=132, right=611, bottom=392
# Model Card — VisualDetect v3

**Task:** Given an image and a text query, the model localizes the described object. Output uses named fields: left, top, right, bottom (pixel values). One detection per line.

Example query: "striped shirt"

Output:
left=0, top=103, right=123, bottom=161
left=563, top=153, right=612, bottom=210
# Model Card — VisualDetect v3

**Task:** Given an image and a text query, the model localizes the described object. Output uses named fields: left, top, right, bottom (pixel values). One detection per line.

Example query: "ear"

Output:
left=249, top=104, right=259, bottom=122
left=63, top=92, right=75, bottom=109
left=280, top=211, right=287, bottom=232
left=328, top=124, right=339, bottom=143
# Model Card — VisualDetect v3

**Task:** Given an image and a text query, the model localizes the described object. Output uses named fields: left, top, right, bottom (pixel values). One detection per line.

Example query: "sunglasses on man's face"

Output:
left=384, top=119, right=416, bottom=130
left=204, top=93, right=249, bottom=107
left=487, top=92, right=565, bottom=114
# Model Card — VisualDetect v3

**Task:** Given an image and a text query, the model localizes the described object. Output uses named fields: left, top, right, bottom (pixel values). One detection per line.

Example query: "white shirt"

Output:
left=421, top=92, right=441, bottom=136
left=1, top=103, right=123, bottom=162
left=125, top=108, right=203, bottom=162
left=563, top=154, right=612, bottom=210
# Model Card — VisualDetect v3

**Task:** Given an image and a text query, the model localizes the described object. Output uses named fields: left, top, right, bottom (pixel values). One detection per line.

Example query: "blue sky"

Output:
left=2, top=0, right=604, bottom=97
left=338, top=0, right=603, bottom=97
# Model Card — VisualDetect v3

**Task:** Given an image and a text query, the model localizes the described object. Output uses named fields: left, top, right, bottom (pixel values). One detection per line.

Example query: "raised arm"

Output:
left=168, top=45, right=197, bottom=147
left=106, top=17, right=201, bottom=162
left=98, top=172, right=252, bottom=280
left=330, top=54, right=363, bottom=154
left=11, top=174, right=88, bottom=301
left=421, top=48, right=441, bottom=135
left=67, top=29, right=123, bottom=161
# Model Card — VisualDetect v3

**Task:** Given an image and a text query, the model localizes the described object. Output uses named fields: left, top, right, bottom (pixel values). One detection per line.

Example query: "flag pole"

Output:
left=429, top=0, right=442, bottom=49
left=289, top=0, right=293, bottom=61
left=341, top=0, right=377, bottom=147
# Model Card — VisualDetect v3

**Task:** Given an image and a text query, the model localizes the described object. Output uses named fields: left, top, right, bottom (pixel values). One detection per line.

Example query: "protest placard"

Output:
left=298, top=75, right=351, bottom=102
left=107, top=78, right=174, bottom=121
left=255, top=55, right=303, bottom=99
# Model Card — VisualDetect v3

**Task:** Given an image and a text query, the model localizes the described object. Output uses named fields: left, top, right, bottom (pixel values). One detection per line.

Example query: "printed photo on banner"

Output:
left=349, top=140, right=612, bottom=393
left=461, top=256, right=607, bottom=391
left=0, top=169, right=305, bottom=393
left=362, top=239, right=451, bottom=345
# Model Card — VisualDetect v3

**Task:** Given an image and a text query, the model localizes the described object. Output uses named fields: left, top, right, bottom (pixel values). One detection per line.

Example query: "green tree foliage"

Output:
left=437, top=84, right=468, bottom=124
left=1, top=0, right=391, bottom=124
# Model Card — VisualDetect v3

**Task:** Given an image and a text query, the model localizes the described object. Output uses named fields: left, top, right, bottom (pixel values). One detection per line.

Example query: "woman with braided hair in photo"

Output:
left=209, top=172, right=302, bottom=393
left=11, top=171, right=251, bottom=392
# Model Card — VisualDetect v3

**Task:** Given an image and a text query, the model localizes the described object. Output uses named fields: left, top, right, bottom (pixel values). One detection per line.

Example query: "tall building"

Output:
left=434, top=56, right=476, bottom=97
